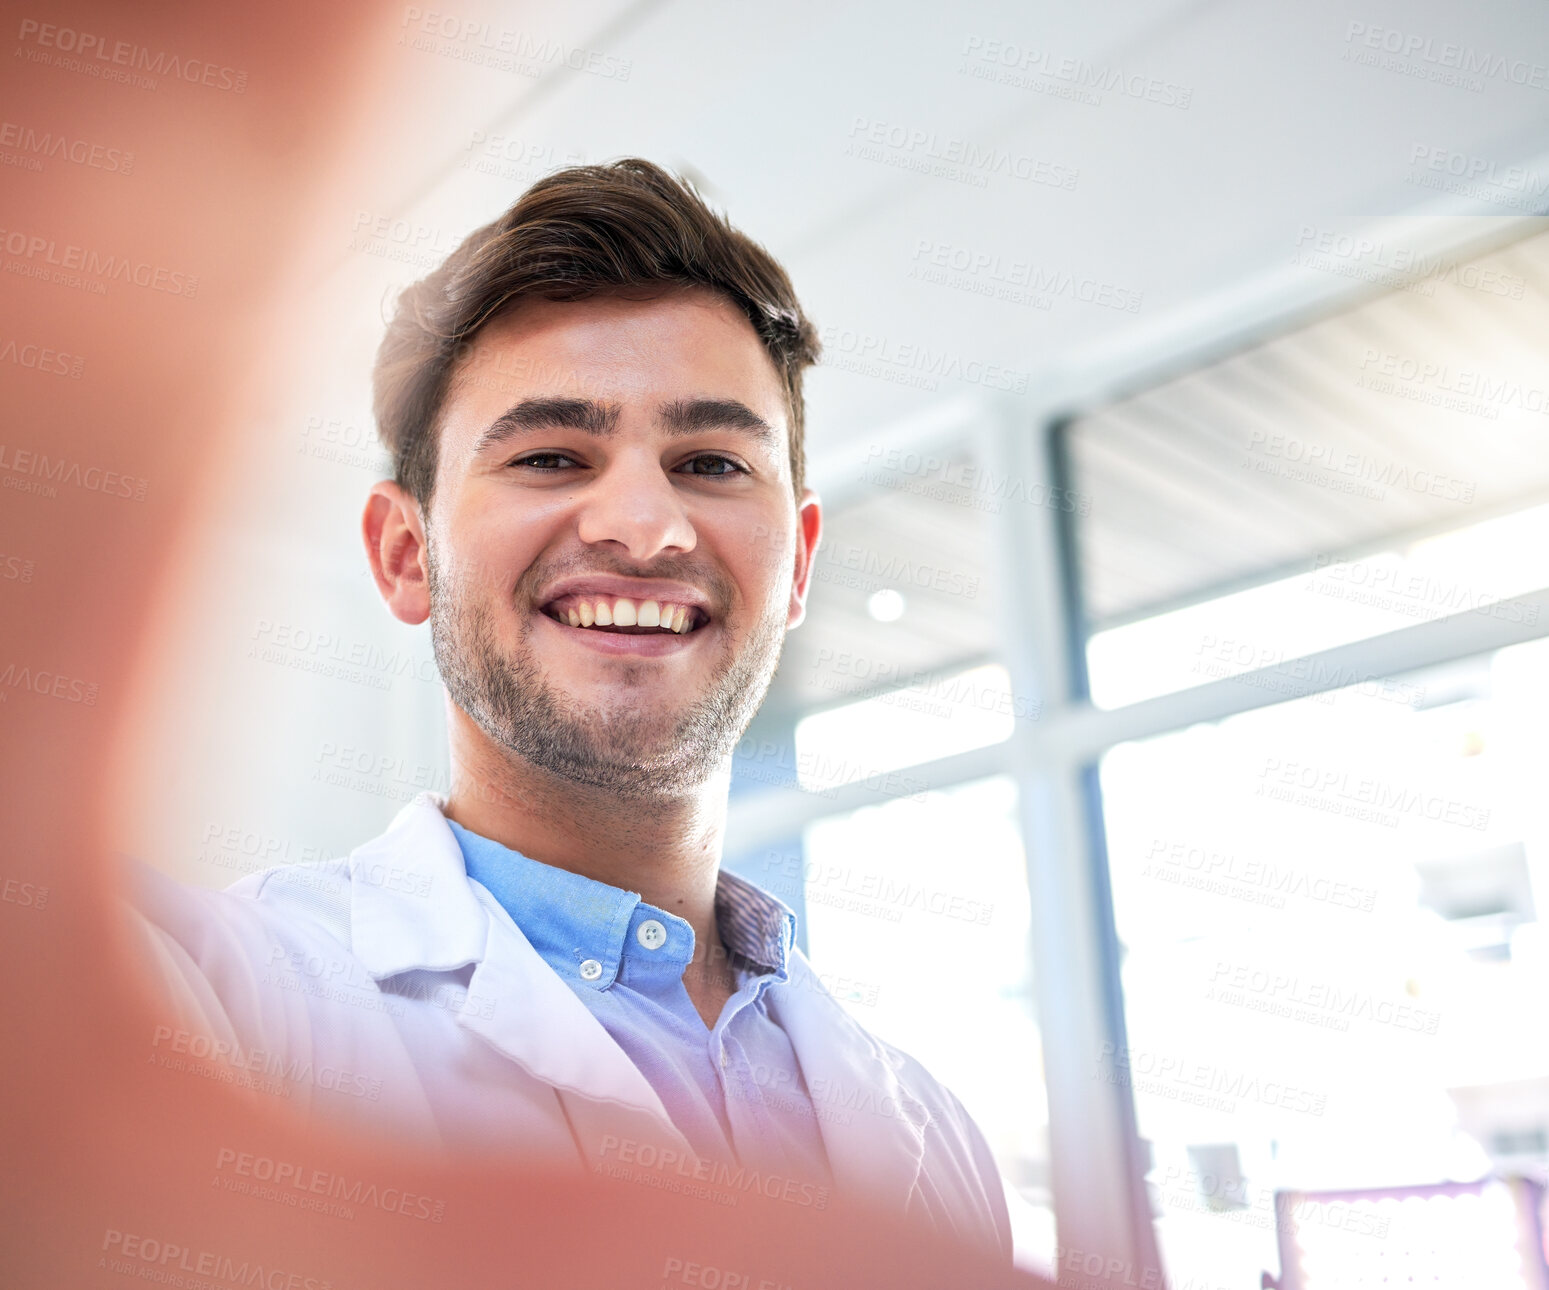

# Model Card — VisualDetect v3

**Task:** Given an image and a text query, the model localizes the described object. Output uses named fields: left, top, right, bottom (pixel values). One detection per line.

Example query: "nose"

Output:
left=574, top=449, right=697, bottom=562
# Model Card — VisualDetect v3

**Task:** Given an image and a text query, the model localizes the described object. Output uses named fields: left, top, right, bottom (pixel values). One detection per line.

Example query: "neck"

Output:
left=439, top=703, right=730, bottom=957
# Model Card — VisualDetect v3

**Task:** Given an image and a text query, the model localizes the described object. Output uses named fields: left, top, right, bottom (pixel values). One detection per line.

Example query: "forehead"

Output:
left=440, top=287, right=788, bottom=441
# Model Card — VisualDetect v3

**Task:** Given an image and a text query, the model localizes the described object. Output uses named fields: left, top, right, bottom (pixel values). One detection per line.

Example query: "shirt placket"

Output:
left=714, top=977, right=787, bottom=1164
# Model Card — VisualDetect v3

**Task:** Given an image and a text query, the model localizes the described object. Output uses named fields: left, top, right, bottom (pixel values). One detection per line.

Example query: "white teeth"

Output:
left=553, top=596, right=700, bottom=633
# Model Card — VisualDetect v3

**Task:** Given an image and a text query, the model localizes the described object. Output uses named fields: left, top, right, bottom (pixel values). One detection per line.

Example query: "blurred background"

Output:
left=70, top=0, right=1549, bottom=1285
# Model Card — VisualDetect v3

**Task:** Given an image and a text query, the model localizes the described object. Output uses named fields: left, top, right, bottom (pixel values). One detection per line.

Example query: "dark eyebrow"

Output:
left=472, top=397, right=620, bottom=456
left=657, top=398, right=776, bottom=449
left=473, top=395, right=777, bottom=456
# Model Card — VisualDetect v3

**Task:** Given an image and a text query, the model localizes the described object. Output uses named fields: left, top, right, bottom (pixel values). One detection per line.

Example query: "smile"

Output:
left=541, top=594, right=706, bottom=636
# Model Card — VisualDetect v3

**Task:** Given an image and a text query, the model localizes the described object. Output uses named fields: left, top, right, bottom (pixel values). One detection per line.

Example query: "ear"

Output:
left=363, top=481, right=431, bottom=626
left=787, top=488, right=823, bottom=629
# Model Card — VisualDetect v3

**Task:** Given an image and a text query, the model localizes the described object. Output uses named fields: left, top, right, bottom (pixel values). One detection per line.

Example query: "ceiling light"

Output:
left=867, top=588, right=906, bottom=622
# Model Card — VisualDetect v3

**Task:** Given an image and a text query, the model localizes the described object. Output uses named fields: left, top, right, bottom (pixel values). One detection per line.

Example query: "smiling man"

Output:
left=130, top=159, right=1014, bottom=1263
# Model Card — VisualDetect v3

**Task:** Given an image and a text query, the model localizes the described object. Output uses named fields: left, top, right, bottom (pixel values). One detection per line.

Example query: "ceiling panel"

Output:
left=1067, top=227, right=1549, bottom=628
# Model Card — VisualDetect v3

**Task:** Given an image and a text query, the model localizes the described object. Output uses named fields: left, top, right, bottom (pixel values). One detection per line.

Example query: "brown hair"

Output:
left=372, top=158, right=821, bottom=509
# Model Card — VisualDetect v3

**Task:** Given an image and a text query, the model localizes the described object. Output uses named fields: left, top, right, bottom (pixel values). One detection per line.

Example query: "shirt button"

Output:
left=578, top=958, right=603, bottom=982
left=636, top=919, right=667, bottom=950
left=719, top=1047, right=729, bottom=1068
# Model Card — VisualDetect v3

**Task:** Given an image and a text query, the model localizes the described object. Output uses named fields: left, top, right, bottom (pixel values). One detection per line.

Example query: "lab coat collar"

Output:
left=346, top=791, right=487, bottom=977
left=345, top=792, right=928, bottom=1213
left=346, top=792, right=681, bottom=1127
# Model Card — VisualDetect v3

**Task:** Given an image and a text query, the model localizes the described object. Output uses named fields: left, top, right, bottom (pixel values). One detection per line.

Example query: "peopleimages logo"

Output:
left=150, top=1024, right=382, bottom=1102
left=0, top=226, right=199, bottom=297
left=1142, top=837, right=1379, bottom=913
left=1309, top=554, right=1542, bottom=627
left=1258, top=757, right=1488, bottom=831
left=595, top=1135, right=831, bottom=1210
left=661, top=1255, right=794, bottom=1290
left=1342, top=21, right=1549, bottom=91
left=1206, top=960, right=1442, bottom=1035
left=0, top=121, right=133, bottom=173
left=819, top=323, right=1030, bottom=393
left=0, top=660, right=98, bottom=705
left=399, top=7, right=632, bottom=80
left=16, top=19, right=249, bottom=93
left=1098, top=1041, right=1328, bottom=1116
left=1356, top=347, right=1549, bottom=418
left=845, top=116, right=1079, bottom=190
left=213, top=1148, right=445, bottom=1221
left=99, top=1230, right=329, bottom=1287
left=909, top=238, right=1144, bottom=313
left=1244, top=427, right=1477, bottom=503
left=1291, top=225, right=1525, bottom=298
left=1409, top=144, right=1549, bottom=199
left=958, top=35, right=1194, bottom=110
left=0, top=338, right=84, bottom=378
left=765, top=853, right=996, bottom=927
left=814, top=538, right=981, bottom=600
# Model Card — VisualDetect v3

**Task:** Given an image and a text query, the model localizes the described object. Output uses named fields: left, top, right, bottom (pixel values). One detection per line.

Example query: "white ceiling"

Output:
left=317, top=0, right=1549, bottom=471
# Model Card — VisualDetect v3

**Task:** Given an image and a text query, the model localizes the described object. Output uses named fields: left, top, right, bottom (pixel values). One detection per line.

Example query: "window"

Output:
left=795, top=777, right=1053, bottom=1259
left=1060, top=223, right=1549, bottom=1287
left=1101, top=642, right=1549, bottom=1286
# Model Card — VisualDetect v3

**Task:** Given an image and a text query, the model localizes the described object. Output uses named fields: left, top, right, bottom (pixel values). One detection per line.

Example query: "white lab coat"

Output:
left=129, top=792, right=1014, bottom=1260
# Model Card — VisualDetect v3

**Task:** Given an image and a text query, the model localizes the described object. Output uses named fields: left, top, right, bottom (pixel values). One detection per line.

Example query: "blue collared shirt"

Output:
left=448, top=820, right=832, bottom=1183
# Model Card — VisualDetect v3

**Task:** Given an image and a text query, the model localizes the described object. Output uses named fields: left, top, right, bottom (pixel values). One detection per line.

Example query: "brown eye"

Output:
left=680, top=454, right=746, bottom=477
left=512, top=452, right=580, bottom=470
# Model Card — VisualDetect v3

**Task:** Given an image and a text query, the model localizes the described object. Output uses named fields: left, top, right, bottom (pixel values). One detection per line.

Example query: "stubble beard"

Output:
left=427, top=543, right=786, bottom=801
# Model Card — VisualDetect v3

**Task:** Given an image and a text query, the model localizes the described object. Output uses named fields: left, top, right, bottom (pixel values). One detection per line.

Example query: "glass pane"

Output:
left=1099, top=636, right=1549, bottom=1288
left=781, top=777, right=1053, bottom=1267
left=792, top=663, right=1020, bottom=790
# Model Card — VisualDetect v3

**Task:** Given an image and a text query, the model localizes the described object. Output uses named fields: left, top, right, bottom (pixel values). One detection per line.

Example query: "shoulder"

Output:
left=125, top=855, right=380, bottom=1029
left=128, top=855, right=356, bottom=963
left=130, top=854, right=327, bottom=942
left=121, top=856, right=443, bottom=1139
left=136, top=789, right=458, bottom=957
left=227, top=857, right=356, bottom=944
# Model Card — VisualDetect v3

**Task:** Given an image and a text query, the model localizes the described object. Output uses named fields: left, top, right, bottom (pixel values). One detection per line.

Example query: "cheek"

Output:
left=448, top=507, right=549, bottom=593
left=741, top=532, right=796, bottom=603
left=727, top=507, right=794, bottom=583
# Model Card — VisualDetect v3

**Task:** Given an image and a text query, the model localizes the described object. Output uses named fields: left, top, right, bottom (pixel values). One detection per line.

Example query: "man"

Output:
left=131, top=158, right=1014, bottom=1262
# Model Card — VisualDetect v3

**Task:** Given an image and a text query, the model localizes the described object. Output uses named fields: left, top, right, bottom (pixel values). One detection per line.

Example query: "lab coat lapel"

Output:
left=768, top=953, right=927, bottom=1221
left=457, top=890, right=680, bottom=1126
left=348, top=793, right=682, bottom=1131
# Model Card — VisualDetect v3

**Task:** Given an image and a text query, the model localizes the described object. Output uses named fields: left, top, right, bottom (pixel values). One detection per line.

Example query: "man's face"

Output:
left=419, top=287, right=819, bottom=800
